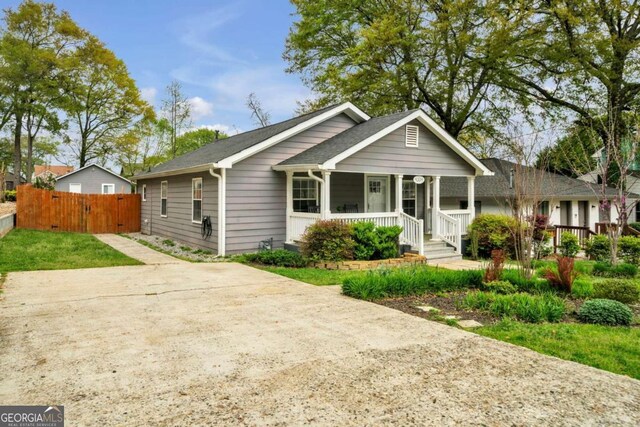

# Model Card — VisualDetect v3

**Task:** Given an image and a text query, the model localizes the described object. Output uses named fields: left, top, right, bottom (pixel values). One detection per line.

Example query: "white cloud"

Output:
left=140, top=87, right=157, bottom=105
left=193, top=123, right=241, bottom=134
left=188, top=96, right=214, bottom=121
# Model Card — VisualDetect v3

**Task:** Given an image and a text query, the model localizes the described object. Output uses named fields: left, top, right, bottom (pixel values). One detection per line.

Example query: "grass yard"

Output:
left=0, top=229, right=141, bottom=273
left=476, top=320, right=640, bottom=380
left=258, top=266, right=368, bottom=286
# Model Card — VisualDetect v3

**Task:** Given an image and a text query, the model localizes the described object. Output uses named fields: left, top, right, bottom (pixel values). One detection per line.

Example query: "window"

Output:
left=460, top=200, right=482, bottom=214
left=293, top=178, right=318, bottom=212
left=536, top=201, right=550, bottom=216
left=69, top=183, right=81, bottom=193
left=160, top=181, right=168, bottom=217
left=192, top=177, right=203, bottom=223
left=635, top=203, right=640, bottom=223
left=102, top=183, right=115, bottom=194
left=402, top=180, right=417, bottom=216
left=141, top=184, right=147, bottom=201
left=405, top=125, right=419, bottom=147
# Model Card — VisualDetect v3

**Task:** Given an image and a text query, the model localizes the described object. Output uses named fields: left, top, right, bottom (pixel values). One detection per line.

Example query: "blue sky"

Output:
left=5, top=0, right=309, bottom=133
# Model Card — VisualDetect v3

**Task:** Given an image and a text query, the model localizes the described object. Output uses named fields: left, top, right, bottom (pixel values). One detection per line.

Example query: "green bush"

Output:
left=619, top=236, right=640, bottom=264
left=593, top=279, right=640, bottom=304
left=592, top=262, right=638, bottom=278
left=342, top=267, right=483, bottom=300
left=502, top=269, right=551, bottom=294
left=483, top=280, right=517, bottom=294
left=300, top=220, right=355, bottom=262
left=467, top=214, right=516, bottom=258
left=375, top=225, right=402, bottom=259
left=3, top=190, right=16, bottom=202
left=351, top=222, right=402, bottom=260
left=461, top=291, right=566, bottom=323
left=578, top=299, right=633, bottom=326
left=629, top=222, right=640, bottom=233
left=244, top=249, right=308, bottom=268
left=559, top=232, right=580, bottom=257
left=572, top=277, right=594, bottom=299
left=585, top=235, right=611, bottom=261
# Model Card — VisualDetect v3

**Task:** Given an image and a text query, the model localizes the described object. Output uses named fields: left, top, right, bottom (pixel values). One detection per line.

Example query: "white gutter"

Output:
left=307, top=169, right=324, bottom=185
left=209, top=165, right=226, bottom=256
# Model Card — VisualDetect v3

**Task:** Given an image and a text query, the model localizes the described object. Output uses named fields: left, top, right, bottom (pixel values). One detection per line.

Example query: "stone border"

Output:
left=311, top=253, right=426, bottom=270
left=0, top=213, right=15, bottom=238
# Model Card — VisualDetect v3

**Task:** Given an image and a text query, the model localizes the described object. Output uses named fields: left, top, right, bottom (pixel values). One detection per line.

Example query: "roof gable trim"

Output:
left=56, top=163, right=131, bottom=184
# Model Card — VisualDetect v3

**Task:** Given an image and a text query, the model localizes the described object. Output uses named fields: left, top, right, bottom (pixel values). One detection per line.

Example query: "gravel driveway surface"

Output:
left=1, top=262, right=639, bottom=426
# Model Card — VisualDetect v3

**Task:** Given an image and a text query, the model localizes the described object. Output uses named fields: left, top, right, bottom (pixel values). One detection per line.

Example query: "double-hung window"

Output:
left=160, top=181, right=168, bottom=217
left=192, top=178, right=203, bottom=223
left=402, top=180, right=417, bottom=216
left=293, top=178, right=318, bottom=212
left=102, top=183, right=115, bottom=194
left=141, top=184, right=147, bottom=201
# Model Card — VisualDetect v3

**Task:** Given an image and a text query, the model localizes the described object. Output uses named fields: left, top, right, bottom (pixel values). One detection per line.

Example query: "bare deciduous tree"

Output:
left=246, top=92, right=271, bottom=128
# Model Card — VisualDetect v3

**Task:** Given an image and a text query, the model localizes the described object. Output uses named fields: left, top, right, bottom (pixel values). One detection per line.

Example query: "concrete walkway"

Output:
left=95, top=233, right=185, bottom=265
left=428, top=258, right=483, bottom=270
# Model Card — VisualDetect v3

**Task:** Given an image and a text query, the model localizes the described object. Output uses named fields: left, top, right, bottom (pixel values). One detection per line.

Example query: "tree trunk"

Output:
left=13, top=112, right=22, bottom=186
left=26, top=133, right=34, bottom=184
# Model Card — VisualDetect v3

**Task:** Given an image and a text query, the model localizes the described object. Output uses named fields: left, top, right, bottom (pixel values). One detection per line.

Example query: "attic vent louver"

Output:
left=405, top=125, right=419, bottom=147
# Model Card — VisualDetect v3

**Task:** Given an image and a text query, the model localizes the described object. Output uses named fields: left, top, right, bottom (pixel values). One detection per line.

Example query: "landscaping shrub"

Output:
left=592, top=262, right=638, bottom=278
left=593, top=279, right=640, bottom=304
left=482, top=280, right=517, bottom=294
left=585, top=235, right=611, bottom=261
left=3, top=190, right=16, bottom=202
left=461, top=291, right=566, bottom=323
left=300, top=220, right=355, bottom=262
left=467, top=214, right=516, bottom=258
left=629, top=222, right=640, bottom=233
left=243, top=249, right=308, bottom=268
left=572, top=277, right=594, bottom=299
left=619, top=236, right=640, bottom=265
left=351, top=222, right=376, bottom=260
left=373, top=225, right=402, bottom=259
left=483, top=249, right=505, bottom=282
left=501, top=269, right=551, bottom=294
left=559, top=232, right=580, bottom=258
left=542, top=256, right=576, bottom=293
left=578, top=299, right=633, bottom=326
left=342, top=267, right=483, bottom=300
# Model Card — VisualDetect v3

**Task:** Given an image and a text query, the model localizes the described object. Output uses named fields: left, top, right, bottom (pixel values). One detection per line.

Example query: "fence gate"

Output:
left=17, top=185, right=140, bottom=234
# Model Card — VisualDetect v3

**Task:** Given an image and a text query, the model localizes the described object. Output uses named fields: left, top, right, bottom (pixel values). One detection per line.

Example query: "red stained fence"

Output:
left=16, top=185, right=140, bottom=233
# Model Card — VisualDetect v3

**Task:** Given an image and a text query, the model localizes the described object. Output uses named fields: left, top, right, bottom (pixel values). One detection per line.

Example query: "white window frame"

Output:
left=405, top=124, right=419, bottom=147
left=69, top=183, right=82, bottom=193
left=141, top=184, right=147, bottom=201
left=160, top=181, right=168, bottom=217
left=102, top=183, right=115, bottom=194
left=402, top=180, right=417, bottom=216
left=292, top=177, right=319, bottom=212
left=192, top=177, right=203, bottom=224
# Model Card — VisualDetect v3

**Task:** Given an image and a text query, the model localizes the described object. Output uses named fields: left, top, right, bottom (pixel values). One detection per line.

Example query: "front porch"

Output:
left=284, top=171, right=476, bottom=256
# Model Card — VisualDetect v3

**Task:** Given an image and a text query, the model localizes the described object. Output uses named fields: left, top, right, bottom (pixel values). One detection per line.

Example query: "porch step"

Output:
left=422, top=240, right=462, bottom=263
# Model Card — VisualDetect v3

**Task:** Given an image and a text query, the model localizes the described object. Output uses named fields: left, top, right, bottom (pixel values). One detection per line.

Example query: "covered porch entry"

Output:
left=283, top=170, right=476, bottom=255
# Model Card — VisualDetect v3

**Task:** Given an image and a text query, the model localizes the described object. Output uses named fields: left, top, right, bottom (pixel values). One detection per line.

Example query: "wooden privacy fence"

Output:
left=16, top=185, right=140, bottom=233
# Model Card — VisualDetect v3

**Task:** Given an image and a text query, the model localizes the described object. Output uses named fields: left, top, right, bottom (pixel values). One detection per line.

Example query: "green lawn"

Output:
left=0, top=229, right=142, bottom=273
left=258, top=266, right=368, bottom=286
left=476, top=320, right=640, bottom=380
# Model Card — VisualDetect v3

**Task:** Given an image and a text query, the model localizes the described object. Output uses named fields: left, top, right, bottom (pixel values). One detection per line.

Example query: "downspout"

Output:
left=307, top=170, right=325, bottom=219
left=209, top=166, right=226, bottom=256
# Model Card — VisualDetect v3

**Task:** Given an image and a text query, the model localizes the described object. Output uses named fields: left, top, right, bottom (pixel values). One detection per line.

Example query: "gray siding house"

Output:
left=132, top=103, right=493, bottom=257
left=55, top=164, right=132, bottom=194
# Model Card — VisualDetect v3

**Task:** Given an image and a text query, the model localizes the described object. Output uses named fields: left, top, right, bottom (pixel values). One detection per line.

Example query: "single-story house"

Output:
left=132, top=103, right=494, bottom=258
left=441, top=158, right=627, bottom=233
left=3, top=169, right=26, bottom=191
left=34, top=164, right=74, bottom=180
left=55, top=164, right=132, bottom=194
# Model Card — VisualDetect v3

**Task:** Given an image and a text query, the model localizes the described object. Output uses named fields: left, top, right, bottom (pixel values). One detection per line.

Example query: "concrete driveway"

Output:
left=1, top=263, right=639, bottom=426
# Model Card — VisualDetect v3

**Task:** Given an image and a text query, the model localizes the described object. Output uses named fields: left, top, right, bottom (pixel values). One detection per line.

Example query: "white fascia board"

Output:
left=57, top=163, right=132, bottom=183
left=322, top=110, right=493, bottom=176
left=216, top=103, right=370, bottom=168
left=272, top=164, right=326, bottom=172
left=131, top=164, right=213, bottom=182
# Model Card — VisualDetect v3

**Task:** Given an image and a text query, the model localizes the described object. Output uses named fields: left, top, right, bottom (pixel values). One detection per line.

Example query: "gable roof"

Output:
left=275, top=108, right=493, bottom=176
left=56, top=163, right=131, bottom=184
left=441, top=158, right=630, bottom=199
left=133, top=103, right=370, bottom=180
left=34, top=165, right=74, bottom=177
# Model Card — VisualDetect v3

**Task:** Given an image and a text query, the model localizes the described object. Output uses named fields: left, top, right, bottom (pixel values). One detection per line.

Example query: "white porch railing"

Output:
left=441, top=209, right=472, bottom=235
left=330, top=212, right=399, bottom=227
left=436, top=210, right=461, bottom=254
left=290, top=212, right=321, bottom=241
left=399, top=212, right=424, bottom=255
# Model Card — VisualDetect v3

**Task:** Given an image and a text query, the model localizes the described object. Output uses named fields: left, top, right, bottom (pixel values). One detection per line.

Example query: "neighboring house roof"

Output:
left=441, top=158, right=632, bottom=199
left=56, top=163, right=131, bottom=184
left=133, top=103, right=370, bottom=180
left=34, top=165, right=74, bottom=178
left=276, top=108, right=493, bottom=176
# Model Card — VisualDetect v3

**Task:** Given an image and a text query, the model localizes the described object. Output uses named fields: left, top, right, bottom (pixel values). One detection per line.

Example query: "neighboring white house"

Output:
left=55, top=164, right=132, bottom=194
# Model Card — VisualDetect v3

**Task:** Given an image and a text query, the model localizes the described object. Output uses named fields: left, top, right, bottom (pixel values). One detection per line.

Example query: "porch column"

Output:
left=395, top=174, right=403, bottom=214
left=432, top=176, right=441, bottom=237
left=321, top=171, right=331, bottom=219
left=425, top=177, right=431, bottom=232
left=285, top=171, right=293, bottom=242
left=467, top=176, right=476, bottom=220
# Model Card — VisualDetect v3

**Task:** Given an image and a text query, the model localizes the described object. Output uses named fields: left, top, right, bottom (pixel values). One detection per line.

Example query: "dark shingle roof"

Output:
left=278, top=109, right=417, bottom=166
left=134, top=104, right=340, bottom=178
left=441, top=158, right=629, bottom=198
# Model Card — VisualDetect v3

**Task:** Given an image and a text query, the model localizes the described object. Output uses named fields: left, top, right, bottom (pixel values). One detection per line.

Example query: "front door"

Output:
left=560, top=201, right=572, bottom=225
left=578, top=200, right=589, bottom=227
left=366, top=176, right=388, bottom=212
